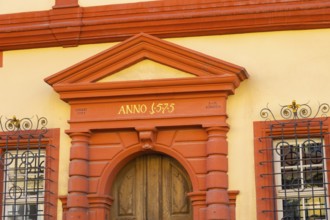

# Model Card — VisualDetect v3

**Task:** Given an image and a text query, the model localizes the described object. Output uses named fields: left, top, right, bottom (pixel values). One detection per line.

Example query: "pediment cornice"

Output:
left=45, top=33, right=248, bottom=102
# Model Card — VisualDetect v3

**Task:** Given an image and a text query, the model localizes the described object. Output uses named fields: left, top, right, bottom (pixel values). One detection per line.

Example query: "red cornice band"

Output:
left=0, top=0, right=330, bottom=51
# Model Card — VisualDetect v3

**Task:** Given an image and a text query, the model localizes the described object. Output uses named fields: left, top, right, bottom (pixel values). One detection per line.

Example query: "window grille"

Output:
left=2, top=149, right=46, bottom=220
left=260, top=121, right=330, bottom=219
left=257, top=101, right=330, bottom=220
left=0, top=116, right=55, bottom=220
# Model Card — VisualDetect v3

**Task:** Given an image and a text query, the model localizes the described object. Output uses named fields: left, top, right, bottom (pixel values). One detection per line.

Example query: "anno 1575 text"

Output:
left=118, top=102, right=175, bottom=115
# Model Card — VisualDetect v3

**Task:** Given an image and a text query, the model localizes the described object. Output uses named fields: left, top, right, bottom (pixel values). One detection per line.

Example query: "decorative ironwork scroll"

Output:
left=0, top=115, right=48, bottom=134
left=0, top=116, right=53, bottom=220
left=260, top=100, right=330, bottom=121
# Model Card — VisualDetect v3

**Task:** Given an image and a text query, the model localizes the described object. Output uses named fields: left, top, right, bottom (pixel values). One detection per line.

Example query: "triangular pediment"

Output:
left=97, top=59, right=196, bottom=82
left=45, top=33, right=248, bottom=85
left=45, top=33, right=248, bottom=102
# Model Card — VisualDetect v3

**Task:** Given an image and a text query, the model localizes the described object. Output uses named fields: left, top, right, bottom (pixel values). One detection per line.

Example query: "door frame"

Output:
left=47, top=33, right=248, bottom=220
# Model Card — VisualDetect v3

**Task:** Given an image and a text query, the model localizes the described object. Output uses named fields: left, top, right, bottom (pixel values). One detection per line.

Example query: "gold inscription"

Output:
left=118, top=102, right=175, bottom=115
left=118, top=104, right=147, bottom=115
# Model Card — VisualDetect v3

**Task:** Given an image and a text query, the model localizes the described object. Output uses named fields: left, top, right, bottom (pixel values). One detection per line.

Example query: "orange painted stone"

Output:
left=0, top=51, right=2, bottom=67
left=0, top=0, right=329, bottom=51
left=206, top=204, right=230, bottom=220
left=54, top=0, right=78, bottom=8
left=206, top=189, right=229, bottom=205
left=68, top=176, right=89, bottom=193
left=66, top=208, right=89, bottom=220
left=206, top=138, right=228, bottom=155
left=67, top=194, right=89, bottom=208
left=45, top=33, right=248, bottom=220
left=69, top=160, right=89, bottom=176
left=206, top=172, right=228, bottom=189
left=206, top=155, right=228, bottom=172
left=70, top=145, right=89, bottom=160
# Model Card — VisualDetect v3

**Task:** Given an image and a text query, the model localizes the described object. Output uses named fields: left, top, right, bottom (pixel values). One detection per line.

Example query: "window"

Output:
left=254, top=119, right=330, bottom=220
left=274, top=138, right=328, bottom=219
left=2, top=149, right=46, bottom=220
left=0, top=119, right=59, bottom=220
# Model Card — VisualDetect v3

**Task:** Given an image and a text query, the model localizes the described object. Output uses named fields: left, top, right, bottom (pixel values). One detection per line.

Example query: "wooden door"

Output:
left=110, top=154, right=193, bottom=220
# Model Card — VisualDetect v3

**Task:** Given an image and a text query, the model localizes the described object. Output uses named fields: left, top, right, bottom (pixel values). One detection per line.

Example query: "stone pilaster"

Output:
left=66, top=132, right=91, bottom=220
left=205, top=127, right=230, bottom=220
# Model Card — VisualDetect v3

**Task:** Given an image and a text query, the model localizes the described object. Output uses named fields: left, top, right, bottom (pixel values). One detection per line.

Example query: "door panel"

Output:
left=111, top=154, right=192, bottom=220
left=162, top=159, right=192, bottom=220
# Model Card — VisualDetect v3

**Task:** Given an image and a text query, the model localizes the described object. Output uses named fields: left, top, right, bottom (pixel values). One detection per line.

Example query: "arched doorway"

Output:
left=110, top=154, right=193, bottom=220
left=46, top=33, right=247, bottom=220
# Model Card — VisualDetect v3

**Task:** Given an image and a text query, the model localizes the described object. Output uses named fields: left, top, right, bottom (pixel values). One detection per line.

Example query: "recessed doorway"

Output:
left=111, top=154, right=193, bottom=220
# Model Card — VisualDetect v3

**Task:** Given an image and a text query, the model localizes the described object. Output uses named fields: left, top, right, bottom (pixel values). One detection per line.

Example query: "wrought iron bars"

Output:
left=258, top=101, right=330, bottom=220
left=0, top=116, right=53, bottom=220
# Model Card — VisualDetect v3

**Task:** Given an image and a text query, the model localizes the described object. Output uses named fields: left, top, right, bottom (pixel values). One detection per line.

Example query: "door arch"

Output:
left=110, top=154, right=193, bottom=220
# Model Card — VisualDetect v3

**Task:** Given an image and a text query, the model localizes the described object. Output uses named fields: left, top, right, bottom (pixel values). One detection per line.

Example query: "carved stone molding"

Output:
left=45, top=33, right=247, bottom=131
left=187, top=191, right=207, bottom=207
left=1, top=0, right=329, bottom=51
left=137, top=128, right=157, bottom=150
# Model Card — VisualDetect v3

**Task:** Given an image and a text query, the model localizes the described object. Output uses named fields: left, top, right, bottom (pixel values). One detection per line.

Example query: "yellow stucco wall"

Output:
left=0, top=0, right=154, bottom=14
left=0, top=0, right=55, bottom=14
left=98, top=59, right=195, bottom=82
left=168, top=29, right=330, bottom=220
left=0, top=42, right=117, bottom=219
left=1, top=28, right=330, bottom=219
